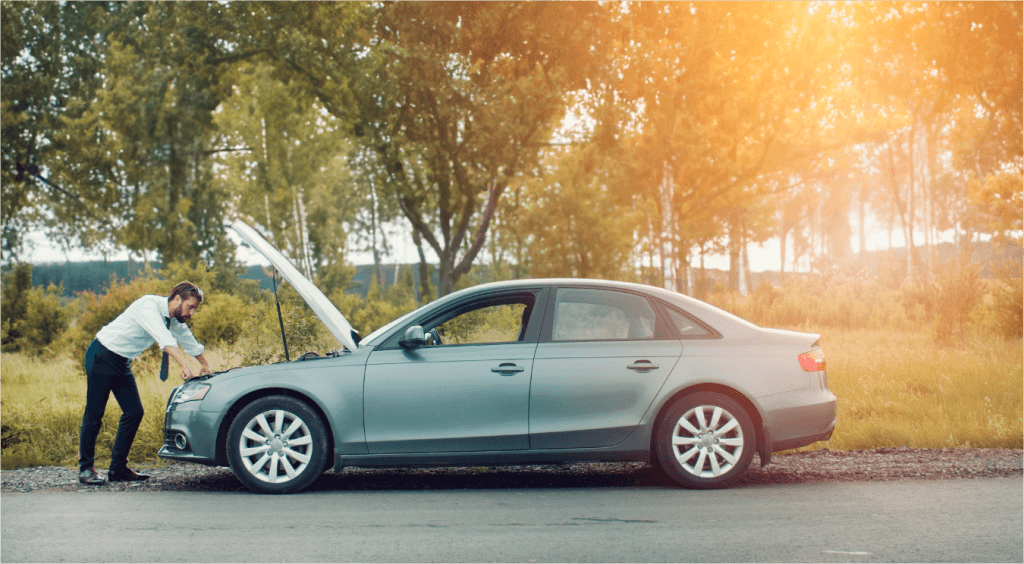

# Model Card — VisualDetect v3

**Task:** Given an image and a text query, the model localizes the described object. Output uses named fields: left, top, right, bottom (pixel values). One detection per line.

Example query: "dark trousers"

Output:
left=79, top=339, right=145, bottom=472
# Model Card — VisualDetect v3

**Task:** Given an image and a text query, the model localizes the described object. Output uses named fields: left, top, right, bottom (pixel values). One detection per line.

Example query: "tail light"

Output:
left=798, top=348, right=826, bottom=372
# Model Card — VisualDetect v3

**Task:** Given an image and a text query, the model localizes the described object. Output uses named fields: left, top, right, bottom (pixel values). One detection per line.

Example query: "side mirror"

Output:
left=399, top=325, right=426, bottom=349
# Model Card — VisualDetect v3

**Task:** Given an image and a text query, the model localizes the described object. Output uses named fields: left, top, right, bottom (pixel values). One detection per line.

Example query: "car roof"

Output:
left=444, top=278, right=761, bottom=336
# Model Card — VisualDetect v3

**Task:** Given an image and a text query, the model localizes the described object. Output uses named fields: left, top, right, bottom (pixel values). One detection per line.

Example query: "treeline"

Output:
left=17, top=240, right=1022, bottom=299
left=2, top=2, right=1021, bottom=297
left=18, top=261, right=444, bottom=298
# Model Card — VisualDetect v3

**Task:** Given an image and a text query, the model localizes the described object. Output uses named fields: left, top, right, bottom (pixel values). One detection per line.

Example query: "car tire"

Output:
left=226, top=395, right=328, bottom=494
left=654, top=392, right=756, bottom=489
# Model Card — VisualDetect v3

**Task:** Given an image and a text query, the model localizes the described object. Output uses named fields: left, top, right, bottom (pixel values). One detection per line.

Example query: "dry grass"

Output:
left=1, top=329, right=1021, bottom=469
left=0, top=348, right=238, bottom=470
left=809, top=328, right=1023, bottom=451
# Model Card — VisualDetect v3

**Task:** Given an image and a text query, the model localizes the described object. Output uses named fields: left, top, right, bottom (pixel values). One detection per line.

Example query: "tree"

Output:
left=516, top=145, right=636, bottom=280
left=1, top=1, right=120, bottom=263
left=611, top=2, right=857, bottom=290
left=214, top=61, right=362, bottom=293
left=846, top=2, right=1022, bottom=279
left=76, top=2, right=244, bottom=266
left=268, top=2, right=608, bottom=295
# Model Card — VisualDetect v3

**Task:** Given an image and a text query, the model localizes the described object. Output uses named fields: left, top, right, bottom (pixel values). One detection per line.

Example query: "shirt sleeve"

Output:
left=170, top=321, right=205, bottom=357
left=128, top=298, right=177, bottom=351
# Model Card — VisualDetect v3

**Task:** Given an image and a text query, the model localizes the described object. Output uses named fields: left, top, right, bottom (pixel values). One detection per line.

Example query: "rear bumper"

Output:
left=764, top=388, right=838, bottom=452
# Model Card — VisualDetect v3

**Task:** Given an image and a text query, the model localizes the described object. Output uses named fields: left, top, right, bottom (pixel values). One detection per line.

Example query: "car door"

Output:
left=529, top=287, right=682, bottom=449
left=363, top=291, right=541, bottom=454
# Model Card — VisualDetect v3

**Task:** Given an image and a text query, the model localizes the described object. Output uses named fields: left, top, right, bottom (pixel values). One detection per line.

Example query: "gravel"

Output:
left=2, top=447, right=1020, bottom=493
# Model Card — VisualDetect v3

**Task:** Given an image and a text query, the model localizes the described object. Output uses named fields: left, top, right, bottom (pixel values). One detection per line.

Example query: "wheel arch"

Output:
left=650, top=383, right=771, bottom=467
left=214, top=388, right=335, bottom=468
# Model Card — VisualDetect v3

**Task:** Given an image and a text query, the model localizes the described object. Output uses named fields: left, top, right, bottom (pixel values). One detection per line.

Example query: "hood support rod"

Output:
left=272, top=267, right=290, bottom=362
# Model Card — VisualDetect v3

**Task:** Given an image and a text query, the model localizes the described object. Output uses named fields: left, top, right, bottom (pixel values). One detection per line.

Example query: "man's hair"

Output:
left=168, top=281, right=204, bottom=304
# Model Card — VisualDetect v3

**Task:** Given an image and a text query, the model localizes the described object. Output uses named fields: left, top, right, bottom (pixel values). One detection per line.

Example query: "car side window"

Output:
left=663, top=306, right=714, bottom=338
left=551, top=288, right=657, bottom=341
left=434, top=303, right=530, bottom=345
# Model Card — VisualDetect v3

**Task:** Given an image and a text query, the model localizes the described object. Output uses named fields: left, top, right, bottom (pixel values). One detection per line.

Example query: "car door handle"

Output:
left=627, top=360, right=659, bottom=373
left=491, top=363, right=524, bottom=375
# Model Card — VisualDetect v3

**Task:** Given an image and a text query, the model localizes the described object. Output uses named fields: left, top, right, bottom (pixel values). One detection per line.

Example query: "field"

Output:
left=1, top=327, right=1020, bottom=470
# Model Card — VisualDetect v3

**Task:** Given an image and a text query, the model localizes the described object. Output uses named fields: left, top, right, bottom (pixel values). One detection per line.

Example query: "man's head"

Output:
left=168, top=281, right=204, bottom=323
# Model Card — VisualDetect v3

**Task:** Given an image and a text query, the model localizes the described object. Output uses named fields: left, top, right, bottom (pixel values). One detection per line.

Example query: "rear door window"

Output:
left=550, top=288, right=659, bottom=341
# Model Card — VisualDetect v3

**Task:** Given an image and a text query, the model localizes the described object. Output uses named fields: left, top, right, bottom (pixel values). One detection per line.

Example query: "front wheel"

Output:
left=226, top=395, right=328, bottom=494
left=654, top=392, right=756, bottom=489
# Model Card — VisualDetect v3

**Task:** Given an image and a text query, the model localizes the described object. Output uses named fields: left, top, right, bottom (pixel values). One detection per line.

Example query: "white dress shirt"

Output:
left=96, top=295, right=204, bottom=360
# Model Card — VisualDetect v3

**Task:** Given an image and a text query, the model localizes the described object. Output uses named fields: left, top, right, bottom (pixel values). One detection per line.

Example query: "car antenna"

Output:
left=271, top=267, right=290, bottom=362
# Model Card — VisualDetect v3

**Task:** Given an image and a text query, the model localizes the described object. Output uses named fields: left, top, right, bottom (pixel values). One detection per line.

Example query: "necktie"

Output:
left=159, top=316, right=171, bottom=381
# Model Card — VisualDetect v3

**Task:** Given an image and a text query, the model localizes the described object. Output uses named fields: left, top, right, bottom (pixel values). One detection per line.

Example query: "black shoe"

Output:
left=107, top=467, right=150, bottom=482
left=79, top=467, right=107, bottom=485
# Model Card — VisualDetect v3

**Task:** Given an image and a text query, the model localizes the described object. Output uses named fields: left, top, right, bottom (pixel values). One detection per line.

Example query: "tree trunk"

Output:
left=728, top=223, right=740, bottom=292
left=779, top=229, right=787, bottom=284
left=412, top=229, right=432, bottom=303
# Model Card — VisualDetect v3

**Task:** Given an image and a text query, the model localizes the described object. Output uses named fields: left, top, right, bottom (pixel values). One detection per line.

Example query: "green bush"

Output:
left=235, top=284, right=339, bottom=365
left=991, top=278, right=1024, bottom=338
left=1, top=263, right=33, bottom=350
left=330, top=272, right=419, bottom=337
left=1, top=264, right=74, bottom=355
left=59, top=272, right=167, bottom=358
left=932, top=259, right=983, bottom=345
left=709, top=276, right=912, bottom=332
left=189, top=292, right=249, bottom=347
left=16, top=282, right=73, bottom=354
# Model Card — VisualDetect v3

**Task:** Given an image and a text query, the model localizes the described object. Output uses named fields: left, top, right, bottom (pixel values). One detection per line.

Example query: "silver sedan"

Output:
left=159, top=222, right=837, bottom=494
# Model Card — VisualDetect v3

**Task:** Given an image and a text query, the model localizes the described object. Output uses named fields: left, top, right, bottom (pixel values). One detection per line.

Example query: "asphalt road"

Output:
left=2, top=478, right=1021, bottom=563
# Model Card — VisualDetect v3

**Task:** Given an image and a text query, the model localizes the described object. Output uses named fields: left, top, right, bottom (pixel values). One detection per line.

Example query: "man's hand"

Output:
left=196, top=353, right=213, bottom=376
left=180, top=367, right=197, bottom=381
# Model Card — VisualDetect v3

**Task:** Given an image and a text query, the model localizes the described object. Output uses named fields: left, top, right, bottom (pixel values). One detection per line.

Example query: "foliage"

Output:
left=1, top=262, right=33, bottom=349
left=58, top=272, right=167, bottom=358
left=1, top=1, right=119, bottom=261
left=213, top=61, right=362, bottom=285
left=235, top=283, right=338, bottom=366
left=931, top=259, right=983, bottom=345
left=437, top=304, right=525, bottom=345
left=981, top=258, right=1024, bottom=340
left=711, top=259, right=1021, bottom=346
left=320, top=2, right=610, bottom=295
left=1, top=263, right=72, bottom=354
left=509, top=145, right=637, bottom=281
left=2, top=1, right=1022, bottom=299
left=188, top=292, right=249, bottom=349
left=711, top=277, right=913, bottom=333
left=331, top=271, right=419, bottom=338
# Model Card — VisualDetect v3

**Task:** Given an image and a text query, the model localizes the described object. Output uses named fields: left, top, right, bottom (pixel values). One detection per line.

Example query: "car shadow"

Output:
left=306, top=464, right=675, bottom=492
left=155, top=460, right=807, bottom=493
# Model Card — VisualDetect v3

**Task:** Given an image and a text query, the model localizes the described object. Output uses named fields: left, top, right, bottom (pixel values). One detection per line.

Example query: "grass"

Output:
left=810, top=327, right=1023, bottom=451
left=0, top=348, right=238, bottom=470
left=1, top=329, right=1021, bottom=470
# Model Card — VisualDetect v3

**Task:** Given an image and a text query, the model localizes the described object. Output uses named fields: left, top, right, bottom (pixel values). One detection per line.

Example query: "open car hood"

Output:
left=230, top=220, right=358, bottom=352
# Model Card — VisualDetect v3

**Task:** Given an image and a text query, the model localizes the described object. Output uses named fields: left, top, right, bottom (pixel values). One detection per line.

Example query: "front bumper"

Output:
left=158, top=400, right=221, bottom=466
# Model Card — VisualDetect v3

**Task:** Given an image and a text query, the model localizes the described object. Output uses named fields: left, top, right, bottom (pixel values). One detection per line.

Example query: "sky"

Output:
left=25, top=213, right=932, bottom=275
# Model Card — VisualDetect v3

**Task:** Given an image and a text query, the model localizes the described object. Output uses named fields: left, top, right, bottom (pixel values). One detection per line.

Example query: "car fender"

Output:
left=639, top=351, right=775, bottom=466
left=199, top=356, right=369, bottom=460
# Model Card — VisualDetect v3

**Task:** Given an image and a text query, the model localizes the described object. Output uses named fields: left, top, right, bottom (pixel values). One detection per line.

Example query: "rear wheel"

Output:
left=654, top=392, right=755, bottom=489
left=227, top=395, right=328, bottom=494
